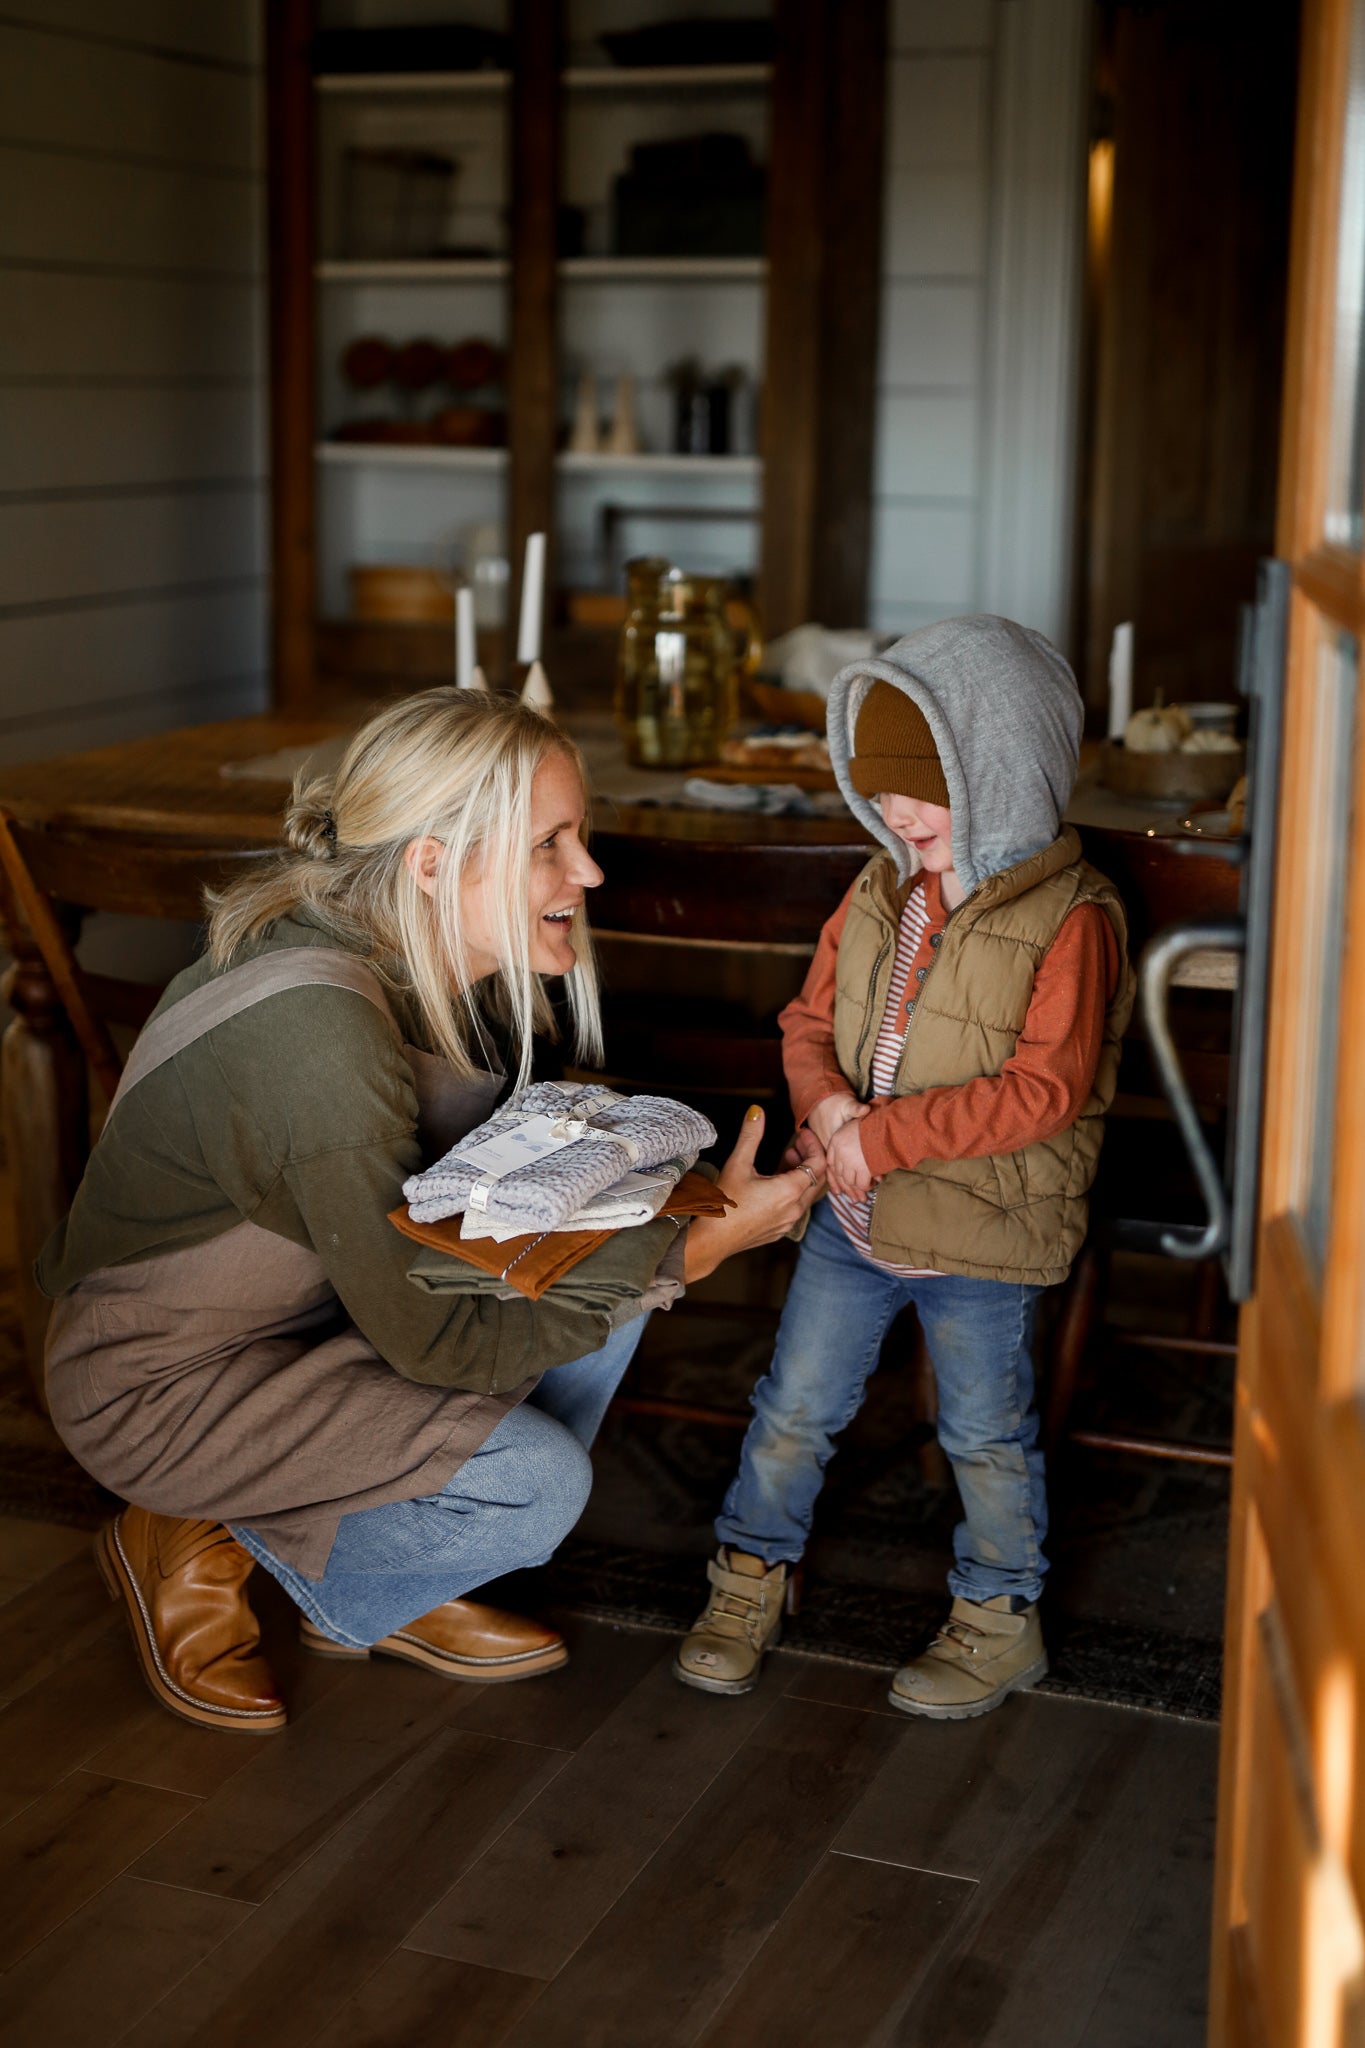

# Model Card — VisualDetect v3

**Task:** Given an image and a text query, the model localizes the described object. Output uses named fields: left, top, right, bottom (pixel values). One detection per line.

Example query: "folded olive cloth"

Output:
left=402, top=1082, right=716, bottom=1231
left=389, top=1168, right=731, bottom=1303
left=406, top=1219, right=682, bottom=1315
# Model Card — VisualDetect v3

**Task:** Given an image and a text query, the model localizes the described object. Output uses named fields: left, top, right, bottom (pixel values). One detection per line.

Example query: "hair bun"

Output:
left=286, top=777, right=339, bottom=860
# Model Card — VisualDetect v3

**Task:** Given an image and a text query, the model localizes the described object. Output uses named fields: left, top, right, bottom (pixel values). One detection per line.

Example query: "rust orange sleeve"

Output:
left=778, top=875, right=861, bottom=1126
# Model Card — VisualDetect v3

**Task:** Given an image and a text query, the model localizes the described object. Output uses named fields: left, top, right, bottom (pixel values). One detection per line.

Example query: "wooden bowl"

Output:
left=431, top=406, right=506, bottom=447
left=744, top=679, right=828, bottom=732
left=1099, top=740, right=1246, bottom=803
left=349, top=564, right=454, bottom=624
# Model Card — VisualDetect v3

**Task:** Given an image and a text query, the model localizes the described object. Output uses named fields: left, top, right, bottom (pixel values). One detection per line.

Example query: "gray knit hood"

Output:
left=827, top=614, right=1083, bottom=895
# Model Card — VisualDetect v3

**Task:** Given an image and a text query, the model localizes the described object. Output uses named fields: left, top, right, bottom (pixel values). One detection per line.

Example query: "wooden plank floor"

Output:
left=0, top=1518, right=1218, bottom=2048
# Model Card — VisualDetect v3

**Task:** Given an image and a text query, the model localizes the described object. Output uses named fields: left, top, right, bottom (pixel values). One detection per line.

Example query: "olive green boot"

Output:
left=673, top=1549, right=788, bottom=1696
left=888, top=1595, right=1047, bottom=1720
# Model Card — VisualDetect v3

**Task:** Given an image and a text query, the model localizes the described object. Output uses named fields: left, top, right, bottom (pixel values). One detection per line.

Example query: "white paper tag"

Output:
left=455, top=1113, right=588, bottom=1181
left=604, top=1169, right=673, bottom=1196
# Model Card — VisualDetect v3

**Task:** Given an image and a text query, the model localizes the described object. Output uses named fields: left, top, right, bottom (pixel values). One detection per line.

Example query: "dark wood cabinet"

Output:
left=265, top=0, right=886, bottom=710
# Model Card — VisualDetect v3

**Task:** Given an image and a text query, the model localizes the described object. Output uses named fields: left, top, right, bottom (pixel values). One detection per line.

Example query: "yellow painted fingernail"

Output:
left=745, top=1103, right=763, bottom=1122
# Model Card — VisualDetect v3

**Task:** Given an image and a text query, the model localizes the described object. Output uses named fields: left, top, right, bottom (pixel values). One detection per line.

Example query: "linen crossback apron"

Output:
left=43, top=949, right=526, bottom=1579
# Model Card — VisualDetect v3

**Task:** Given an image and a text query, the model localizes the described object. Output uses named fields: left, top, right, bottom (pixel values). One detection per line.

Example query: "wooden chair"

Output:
left=1044, top=826, right=1242, bottom=1470
left=0, top=809, right=261, bottom=1401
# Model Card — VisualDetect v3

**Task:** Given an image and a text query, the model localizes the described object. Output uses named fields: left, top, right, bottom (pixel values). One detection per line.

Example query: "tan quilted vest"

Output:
left=832, top=827, right=1136, bottom=1285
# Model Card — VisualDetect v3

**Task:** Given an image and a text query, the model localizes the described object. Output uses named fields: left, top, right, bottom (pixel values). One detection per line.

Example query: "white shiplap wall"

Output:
left=870, top=0, right=1087, bottom=655
left=870, top=0, right=994, bottom=640
left=0, top=3, right=269, bottom=767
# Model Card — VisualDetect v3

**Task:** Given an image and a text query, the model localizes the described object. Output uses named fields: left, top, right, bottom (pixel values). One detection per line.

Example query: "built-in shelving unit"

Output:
left=269, top=0, right=885, bottom=706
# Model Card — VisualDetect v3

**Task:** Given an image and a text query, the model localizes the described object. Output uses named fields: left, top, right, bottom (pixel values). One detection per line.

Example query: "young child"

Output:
left=674, top=615, right=1136, bottom=1719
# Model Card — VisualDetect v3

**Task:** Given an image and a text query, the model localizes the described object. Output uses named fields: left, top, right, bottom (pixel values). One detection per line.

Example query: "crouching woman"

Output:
left=37, top=689, right=815, bottom=1733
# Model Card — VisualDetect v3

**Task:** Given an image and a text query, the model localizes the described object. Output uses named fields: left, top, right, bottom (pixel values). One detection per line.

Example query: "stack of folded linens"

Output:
left=391, top=1082, right=729, bottom=1302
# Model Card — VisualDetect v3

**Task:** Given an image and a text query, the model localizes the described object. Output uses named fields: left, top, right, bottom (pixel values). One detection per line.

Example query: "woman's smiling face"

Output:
left=450, top=747, right=603, bottom=982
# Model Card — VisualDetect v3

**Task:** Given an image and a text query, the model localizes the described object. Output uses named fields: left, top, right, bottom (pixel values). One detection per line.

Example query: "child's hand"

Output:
left=826, top=1117, right=874, bottom=1199
left=806, top=1092, right=869, bottom=1151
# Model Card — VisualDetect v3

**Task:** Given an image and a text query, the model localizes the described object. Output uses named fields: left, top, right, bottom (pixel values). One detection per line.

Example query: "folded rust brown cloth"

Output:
left=388, top=1168, right=732, bottom=1303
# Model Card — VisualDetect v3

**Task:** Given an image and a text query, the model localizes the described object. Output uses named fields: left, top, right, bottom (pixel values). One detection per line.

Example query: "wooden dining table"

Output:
left=0, top=701, right=1242, bottom=1395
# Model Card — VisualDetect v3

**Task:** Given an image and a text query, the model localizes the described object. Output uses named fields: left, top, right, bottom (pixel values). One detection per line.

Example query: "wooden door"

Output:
left=1210, top=0, right=1365, bottom=2039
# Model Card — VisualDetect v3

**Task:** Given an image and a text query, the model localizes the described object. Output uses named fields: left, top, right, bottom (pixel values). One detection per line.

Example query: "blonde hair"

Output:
left=207, top=689, right=603, bottom=1090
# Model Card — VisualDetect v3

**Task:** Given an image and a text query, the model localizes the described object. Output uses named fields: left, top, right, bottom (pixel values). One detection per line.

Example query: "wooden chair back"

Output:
left=0, top=808, right=266, bottom=1104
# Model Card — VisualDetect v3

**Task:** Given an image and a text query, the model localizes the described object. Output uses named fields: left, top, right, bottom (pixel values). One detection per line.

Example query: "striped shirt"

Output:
left=828, top=876, right=945, bottom=1278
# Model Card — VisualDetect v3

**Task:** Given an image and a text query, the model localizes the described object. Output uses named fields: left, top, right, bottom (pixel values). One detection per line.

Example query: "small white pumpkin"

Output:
left=1180, top=728, right=1241, bottom=753
left=1124, top=706, right=1183, bottom=752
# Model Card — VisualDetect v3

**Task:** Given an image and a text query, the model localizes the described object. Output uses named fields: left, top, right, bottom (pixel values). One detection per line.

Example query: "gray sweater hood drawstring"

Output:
left=826, top=614, right=1084, bottom=895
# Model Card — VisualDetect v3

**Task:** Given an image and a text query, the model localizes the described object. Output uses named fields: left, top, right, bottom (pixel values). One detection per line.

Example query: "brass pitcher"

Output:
left=615, top=559, right=762, bottom=768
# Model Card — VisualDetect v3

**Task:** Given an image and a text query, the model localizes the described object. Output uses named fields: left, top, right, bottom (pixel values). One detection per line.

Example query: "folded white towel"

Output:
left=456, top=1158, right=692, bottom=1242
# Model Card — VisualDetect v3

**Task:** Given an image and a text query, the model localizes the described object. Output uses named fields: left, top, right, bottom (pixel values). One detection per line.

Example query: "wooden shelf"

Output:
left=317, top=257, right=761, bottom=284
left=316, top=443, right=507, bottom=471
left=314, top=65, right=769, bottom=97
left=560, top=257, right=766, bottom=282
left=563, top=64, right=772, bottom=92
left=316, top=445, right=760, bottom=479
left=558, top=451, right=761, bottom=478
left=316, top=259, right=509, bottom=283
left=315, top=70, right=510, bottom=95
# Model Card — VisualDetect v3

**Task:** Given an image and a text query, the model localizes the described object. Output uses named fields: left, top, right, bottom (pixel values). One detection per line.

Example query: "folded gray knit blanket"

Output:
left=402, top=1082, right=715, bottom=1232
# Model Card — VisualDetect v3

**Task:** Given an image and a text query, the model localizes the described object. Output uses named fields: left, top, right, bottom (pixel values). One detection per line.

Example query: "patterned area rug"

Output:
left=541, top=1539, right=1223, bottom=1722
left=536, top=1261, right=1232, bottom=1723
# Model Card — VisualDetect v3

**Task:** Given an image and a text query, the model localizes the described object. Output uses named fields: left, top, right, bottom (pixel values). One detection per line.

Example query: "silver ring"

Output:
left=799, top=1164, right=820, bottom=1189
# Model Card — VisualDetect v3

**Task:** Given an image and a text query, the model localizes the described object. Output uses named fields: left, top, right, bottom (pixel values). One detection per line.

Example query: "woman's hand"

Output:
left=683, top=1106, right=822, bottom=1283
left=806, top=1091, right=869, bottom=1152
left=781, top=1124, right=827, bottom=1188
left=826, top=1117, right=874, bottom=1200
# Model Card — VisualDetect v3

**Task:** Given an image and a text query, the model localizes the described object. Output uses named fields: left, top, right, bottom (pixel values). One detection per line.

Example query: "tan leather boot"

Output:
left=673, top=1549, right=788, bottom=1695
left=96, top=1508, right=286, bottom=1734
left=888, top=1595, right=1047, bottom=1720
left=299, top=1601, right=568, bottom=1683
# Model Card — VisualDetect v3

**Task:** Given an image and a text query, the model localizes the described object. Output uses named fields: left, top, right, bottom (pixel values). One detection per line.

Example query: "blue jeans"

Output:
left=715, top=1199, right=1048, bottom=1604
left=233, top=1316, right=646, bottom=1648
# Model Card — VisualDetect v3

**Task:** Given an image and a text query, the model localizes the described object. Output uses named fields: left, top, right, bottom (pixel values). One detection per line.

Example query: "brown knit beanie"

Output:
left=849, top=680, right=950, bottom=806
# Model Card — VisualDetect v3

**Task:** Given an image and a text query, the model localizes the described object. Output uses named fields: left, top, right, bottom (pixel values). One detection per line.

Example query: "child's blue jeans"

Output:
left=715, top=1198, right=1048, bottom=1605
left=233, top=1315, right=646, bottom=1648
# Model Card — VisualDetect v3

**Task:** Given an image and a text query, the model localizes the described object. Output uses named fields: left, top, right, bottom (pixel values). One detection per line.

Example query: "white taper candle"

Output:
left=516, top=530, right=546, bottom=665
left=456, top=585, right=476, bottom=690
left=520, top=659, right=553, bottom=712
left=1107, top=621, right=1134, bottom=740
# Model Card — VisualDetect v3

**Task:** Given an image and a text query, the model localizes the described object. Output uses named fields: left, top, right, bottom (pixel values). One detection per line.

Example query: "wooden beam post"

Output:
left=760, top=0, right=829, bottom=640
left=811, top=0, right=887, bottom=628
left=508, top=0, right=562, bottom=673
left=761, top=0, right=887, bottom=638
left=266, top=0, right=317, bottom=711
